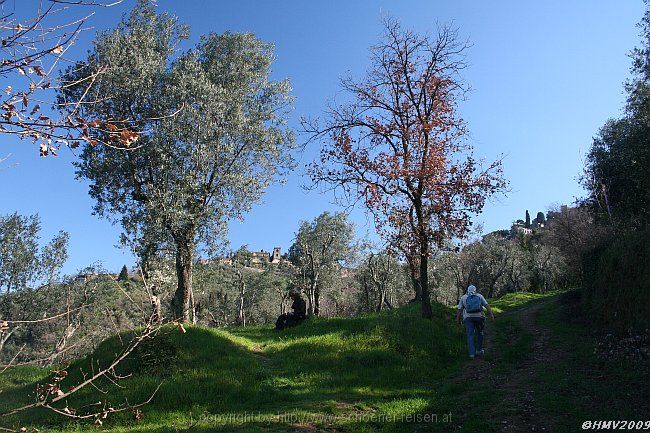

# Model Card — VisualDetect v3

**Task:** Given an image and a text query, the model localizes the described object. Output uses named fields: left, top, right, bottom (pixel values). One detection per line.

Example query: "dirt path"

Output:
left=456, top=300, right=560, bottom=433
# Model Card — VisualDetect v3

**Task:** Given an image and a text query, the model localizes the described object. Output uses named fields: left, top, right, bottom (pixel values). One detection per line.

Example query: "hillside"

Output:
left=1, top=292, right=647, bottom=433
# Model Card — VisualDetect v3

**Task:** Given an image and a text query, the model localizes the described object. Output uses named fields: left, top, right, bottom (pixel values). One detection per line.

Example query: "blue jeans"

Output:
left=464, top=317, right=485, bottom=357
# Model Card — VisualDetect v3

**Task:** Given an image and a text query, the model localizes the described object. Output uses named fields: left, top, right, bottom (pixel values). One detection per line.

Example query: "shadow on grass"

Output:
left=5, top=295, right=564, bottom=433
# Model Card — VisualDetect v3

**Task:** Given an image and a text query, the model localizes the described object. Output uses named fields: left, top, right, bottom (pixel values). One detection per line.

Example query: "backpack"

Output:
left=465, top=294, right=482, bottom=314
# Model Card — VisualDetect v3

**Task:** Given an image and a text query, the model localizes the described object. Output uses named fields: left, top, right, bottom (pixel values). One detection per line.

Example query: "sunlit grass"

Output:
left=4, top=290, right=642, bottom=433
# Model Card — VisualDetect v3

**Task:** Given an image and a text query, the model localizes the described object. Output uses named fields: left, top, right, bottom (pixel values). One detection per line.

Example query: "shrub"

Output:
left=582, top=229, right=650, bottom=332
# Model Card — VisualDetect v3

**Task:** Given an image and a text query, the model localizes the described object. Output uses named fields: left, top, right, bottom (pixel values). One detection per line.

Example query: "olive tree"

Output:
left=62, top=2, right=295, bottom=322
left=356, top=251, right=402, bottom=312
left=289, top=212, right=355, bottom=316
left=0, top=213, right=68, bottom=293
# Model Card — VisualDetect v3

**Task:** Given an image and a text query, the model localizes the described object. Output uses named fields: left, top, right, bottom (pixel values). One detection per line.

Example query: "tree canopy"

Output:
left=289, top=212, right=356, bottom=316
left=60, top=1, right=296, bottom=322
left=0, top=213, right=68, bottom=293
left=306, top=18, right=506, bottom=318
left=583, top=5, right=650, bottom=227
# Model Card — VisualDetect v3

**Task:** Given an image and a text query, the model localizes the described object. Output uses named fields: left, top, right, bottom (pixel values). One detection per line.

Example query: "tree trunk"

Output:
left=362, top=279, right=372, bottom=311
left=419, top=240, right=433, bottom=319
left=173, top=236, right=194, bottom=323
left=238, top=279, right=246, bottom=326
left=411, top=274, right=422, bottom=301
left=0, top=326, right=17, bottom=353
left=377, top=289, right=386, bottom=312
left=406, top=254, right=422, bottom=302
left=307, top=276, right=318, bottom=316
left=150, top=295, right=161, bottom=324
left=306, top=284, right=315, bottom=316
left=314, top=283, right=321, bottom=316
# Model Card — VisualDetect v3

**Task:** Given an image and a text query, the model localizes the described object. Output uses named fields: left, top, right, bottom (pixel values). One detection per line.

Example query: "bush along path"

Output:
left=440, top=292, right=650, bottom=433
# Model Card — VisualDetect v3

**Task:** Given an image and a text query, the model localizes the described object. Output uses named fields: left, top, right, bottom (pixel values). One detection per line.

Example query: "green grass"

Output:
left=1, top=302, right=468, bottom=432
left=530, top=292, right=650, bottom=433
left=1, top=290, right=646, bottom=433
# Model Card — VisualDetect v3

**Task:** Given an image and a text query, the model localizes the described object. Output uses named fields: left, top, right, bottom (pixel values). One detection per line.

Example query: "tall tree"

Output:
left=525, top=210, right=531, bottom=228
left=61, top=2, right=295, bottom=322
left=357, top=251, right=399, bottom=312
left=289, top=212, right=355, bottom=316
left=40, top=230, right=70, bottom=287
left=117, top=265, right=129, bottom=282
left=0, top=213, right=68, bottom=293
left=583, top=4, right=650, bottom=227
left=231, top=246, right=253, bottom=326
left=306, top=18, right=506, bottom=318
left=543, top=205, right=598, bottom=284
left=0, top=213, right=40, bottom=293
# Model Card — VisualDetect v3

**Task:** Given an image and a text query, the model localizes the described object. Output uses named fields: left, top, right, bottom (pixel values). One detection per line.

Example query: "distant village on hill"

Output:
left=73, top=206, right=570, bottom=282
left=508, top=205, right=568, bottom=237
left=209, top=246, right=289, bottom=268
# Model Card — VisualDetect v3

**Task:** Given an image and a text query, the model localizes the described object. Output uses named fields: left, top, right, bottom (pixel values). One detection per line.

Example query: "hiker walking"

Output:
left=456, top=285, right=495, bottom=359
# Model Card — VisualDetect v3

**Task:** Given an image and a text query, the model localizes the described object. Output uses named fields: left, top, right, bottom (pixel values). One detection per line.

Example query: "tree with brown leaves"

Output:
left=306, top=18, right=507, bottom=318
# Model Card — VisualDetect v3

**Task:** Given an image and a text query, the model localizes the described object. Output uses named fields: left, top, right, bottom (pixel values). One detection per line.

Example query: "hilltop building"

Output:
left=213, top=246, right=288, bottom=268
left=250, top=247, right=284, bottom=265
left=509, top=207, right=563, bottom=238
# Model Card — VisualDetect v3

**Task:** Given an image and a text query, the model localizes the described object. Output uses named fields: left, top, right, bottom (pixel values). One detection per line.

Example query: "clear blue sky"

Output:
left=0, top=0, right=644, bottom=275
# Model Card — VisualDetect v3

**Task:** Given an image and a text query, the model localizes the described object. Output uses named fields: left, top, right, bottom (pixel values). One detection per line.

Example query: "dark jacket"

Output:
left=291, top=297, right=307, bottom=319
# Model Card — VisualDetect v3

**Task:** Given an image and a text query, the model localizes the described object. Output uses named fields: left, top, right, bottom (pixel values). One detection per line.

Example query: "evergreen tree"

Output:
left=525, top=210, right=531, bottom=228
left=118, top=265, right=129, bottom=282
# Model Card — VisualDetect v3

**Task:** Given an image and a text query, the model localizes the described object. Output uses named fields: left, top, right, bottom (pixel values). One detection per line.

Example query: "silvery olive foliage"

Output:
left=288, top=212, right=356, bottom=316
left=60, top=2, right=296, bottom=321
left=0, top=212, right=69, bottom=293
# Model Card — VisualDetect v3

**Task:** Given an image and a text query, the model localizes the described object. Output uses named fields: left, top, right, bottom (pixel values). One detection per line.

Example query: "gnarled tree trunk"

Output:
left=173, top=234, right=195, bottom=323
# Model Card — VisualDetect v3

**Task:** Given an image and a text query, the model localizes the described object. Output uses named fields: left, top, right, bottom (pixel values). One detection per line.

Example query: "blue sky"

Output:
left=0, top=0, right=644, bottom=275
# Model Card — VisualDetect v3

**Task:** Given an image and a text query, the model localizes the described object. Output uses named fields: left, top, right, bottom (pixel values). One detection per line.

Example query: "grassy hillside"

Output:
left=1, top=291, right=647, bottom=432
left=1, top=301, right=468, bottom=432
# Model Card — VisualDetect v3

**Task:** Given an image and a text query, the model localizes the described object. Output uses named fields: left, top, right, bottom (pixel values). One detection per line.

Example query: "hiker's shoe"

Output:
left=476, top=350, right=485, bottom=356
left=469, top=355, right=475, bottom=359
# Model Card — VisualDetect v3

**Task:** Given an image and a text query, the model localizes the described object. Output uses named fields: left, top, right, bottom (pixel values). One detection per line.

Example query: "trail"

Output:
left=456, top=300, right=559, bottom=433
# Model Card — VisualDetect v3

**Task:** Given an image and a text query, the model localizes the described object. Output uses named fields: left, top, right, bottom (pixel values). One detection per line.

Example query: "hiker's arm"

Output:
left=485, top=304, right=495, bottom=321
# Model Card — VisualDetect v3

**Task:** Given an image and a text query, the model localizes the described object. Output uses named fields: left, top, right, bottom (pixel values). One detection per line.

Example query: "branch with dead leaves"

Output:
left=0, top=0, right=176, bottom=156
